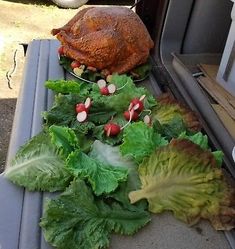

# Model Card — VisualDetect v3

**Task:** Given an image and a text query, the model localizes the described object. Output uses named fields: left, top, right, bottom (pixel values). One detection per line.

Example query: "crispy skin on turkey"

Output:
left=52, top=7, right=154, bottom=74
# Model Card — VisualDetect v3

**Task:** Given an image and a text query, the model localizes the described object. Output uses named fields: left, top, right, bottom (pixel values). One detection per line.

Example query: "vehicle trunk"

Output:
left=136, top=0, right=235, bottom=247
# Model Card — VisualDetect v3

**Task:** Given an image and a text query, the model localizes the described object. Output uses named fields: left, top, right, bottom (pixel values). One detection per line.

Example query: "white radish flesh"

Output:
left=139, top=95, right=146, bottom=101
left=76, top=111, right=87, bottom=122
left=107, top=84, right=116, bottom=94
left=97, top=79, right=107, bottom=89
left=144, top=115, right=151, bottom=125
left=133, top=103, right=140, bottom=111
left=84, top=97, right=91, bottom=109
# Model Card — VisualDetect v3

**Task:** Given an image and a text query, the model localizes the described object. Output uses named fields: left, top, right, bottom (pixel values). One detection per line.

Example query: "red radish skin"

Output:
left=104, top=123, right=121, bottom=136
left=71, top=61, right=81, bottom=69
left=76, top=111, right=87, bottom=122
left=131, top=98, right=144, bottom=113
left=75, top=103, right=87, bottom=113
left=123, top=110, right=139, bottom=121
left=100, top=87, right=110, bottom=95
left=58, top=46, right=64, bottom=56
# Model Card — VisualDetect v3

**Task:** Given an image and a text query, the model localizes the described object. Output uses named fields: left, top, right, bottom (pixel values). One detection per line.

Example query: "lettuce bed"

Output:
left=4, top=74, right=235, bottom=249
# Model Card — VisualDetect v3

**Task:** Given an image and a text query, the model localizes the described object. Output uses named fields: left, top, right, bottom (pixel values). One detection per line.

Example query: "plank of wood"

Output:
left=200, top=64, right=218, bottom=80
left=212, top=104, right=235, bottom=140
left=199, top=64, right=235, bottom=109
left=197, top=76, right=235, bottom=120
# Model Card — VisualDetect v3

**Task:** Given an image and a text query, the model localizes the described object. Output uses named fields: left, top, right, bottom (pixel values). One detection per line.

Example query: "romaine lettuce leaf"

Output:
left=40, top=179, right=150, bottom=249
left=49, top=125, right=80, bottom=158
left=152, top=93, right=201, bottom=132
left=66, top=150, right=128, bottom=195
left=45, top=80, right=81, bottom=94
left=178, top=132, right=224, bottom=166
left=89, top=140, right=146, bottom=209
left=5, top=132, right=72, bottom=192
left=129, top=139, right=235, bottom=230
left=120, top=122, right=168, bottom=163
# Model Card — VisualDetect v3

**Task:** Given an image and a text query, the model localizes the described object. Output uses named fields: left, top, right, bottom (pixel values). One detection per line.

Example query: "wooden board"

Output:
left=212, top=104, right=235, bottom=140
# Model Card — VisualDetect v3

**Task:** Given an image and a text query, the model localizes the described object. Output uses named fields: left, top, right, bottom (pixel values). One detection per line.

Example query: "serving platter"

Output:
left=58, top=54, right=152, bottom=83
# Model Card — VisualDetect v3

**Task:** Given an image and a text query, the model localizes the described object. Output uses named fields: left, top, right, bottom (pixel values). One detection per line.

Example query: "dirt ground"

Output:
left=0, top=0, right=133, bottom=172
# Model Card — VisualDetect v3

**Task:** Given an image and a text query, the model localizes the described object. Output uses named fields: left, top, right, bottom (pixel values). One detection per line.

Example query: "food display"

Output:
left=4, top=73, right=235, bottom=249
left=4, top=6, right=235, bottom=249
left=52, top=7, right=153, bottom=82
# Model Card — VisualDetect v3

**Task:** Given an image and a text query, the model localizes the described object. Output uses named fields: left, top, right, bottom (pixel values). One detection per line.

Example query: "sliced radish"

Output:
left=144, top=115, right=151, bottom=125
left=124, top=110, right=139, bottom=121
left=84, top=97, right=92, bottom=110
left=100, top=87, right=109, bottom=95
left=133, top=103, right=140, bottom=111
left=107, top=84, right=116, bottom=94
left=131, top=98, right=144, bottom=113
left=76, top=111, right=87, bottom=123
left=139, top=95, right=146, bottom=101
left=87, top=66, right=97, bottom=72
left=128, top=102, right=133, bottom=111
left=97, top=79, right=107, bottom=89
left=79, top=65, right=86, bottom=70
left=104, top=123, right=121, bottom=136
left=75, top=103, right=86, bottom=113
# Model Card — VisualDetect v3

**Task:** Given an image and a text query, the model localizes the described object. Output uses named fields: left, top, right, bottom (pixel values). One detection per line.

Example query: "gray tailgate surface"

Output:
left=0, top=39, right=231, bottom=249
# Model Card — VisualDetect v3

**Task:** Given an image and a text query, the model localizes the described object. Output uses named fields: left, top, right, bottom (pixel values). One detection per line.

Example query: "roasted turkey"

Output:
left=52, top=7, right=154, bottom=74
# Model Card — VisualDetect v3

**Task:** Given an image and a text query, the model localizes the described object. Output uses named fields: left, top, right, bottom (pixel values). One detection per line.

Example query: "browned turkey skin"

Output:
left=52, top=7, right=154, bottom=74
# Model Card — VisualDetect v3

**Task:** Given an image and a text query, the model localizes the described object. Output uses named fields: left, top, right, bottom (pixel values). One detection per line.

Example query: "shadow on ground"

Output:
left=0, top=98, right=17, bottom=173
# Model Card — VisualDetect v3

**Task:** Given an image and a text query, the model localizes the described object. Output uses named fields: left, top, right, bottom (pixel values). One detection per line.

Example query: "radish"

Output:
left=97, top=79, right=107, bottom=89
left=143, top=115, right=151, bottom=125
left=107, top=84, right=116, bottom=94
left=58, top=46, right=64, bottom=55
left=84, top=97, right=92, bottom=110
left=104, top=123, right=121, bottom=137
left=76, top=111, right=87, bottom=122
left=75, top=103, right=86, bottom=113
left=87, top=66, right=97, bottom=72
left=123, top=110, right=139, bottom=121
left=100, top=86, right=109, bottom=95
left=130, top=98, right=144, bottom=113
left=71, top=61, right=81, bottom=69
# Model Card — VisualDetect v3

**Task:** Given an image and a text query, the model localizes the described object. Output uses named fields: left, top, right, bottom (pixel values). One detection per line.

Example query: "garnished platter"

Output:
left=58, top=53, right=152, bottom=84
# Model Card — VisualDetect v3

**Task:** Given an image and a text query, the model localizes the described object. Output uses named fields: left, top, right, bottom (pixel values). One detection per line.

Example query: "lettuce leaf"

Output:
left=40, top=179, right=150, bottom=249
left=45, top=80, right=81, bottom=94
left=49, top=125, right=80, bottom=158
left=152, top=93, right=201, bottom=132
left=66, top=150, right=128, bottom=195
left=178, top=132, right=224, bottom=166
left=120, top=122, right=168, bottom=163
left=89, top=140, right=144, bottom=208
left=129, top=139, right=235, bottom=230
left=5, top=132, right=72, bottom=192
left=92, top=74, right=156, bottom=113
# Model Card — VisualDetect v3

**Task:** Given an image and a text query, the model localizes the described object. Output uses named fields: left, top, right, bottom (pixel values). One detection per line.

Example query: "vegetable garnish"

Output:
left=58, top=55, right=152, bottom=84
